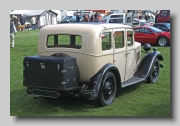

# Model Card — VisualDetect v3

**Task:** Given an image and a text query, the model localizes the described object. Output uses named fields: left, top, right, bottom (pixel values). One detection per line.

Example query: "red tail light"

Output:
left=55, top=92, right=60, bottom=98
left=26, top=88, right=32, bottom=94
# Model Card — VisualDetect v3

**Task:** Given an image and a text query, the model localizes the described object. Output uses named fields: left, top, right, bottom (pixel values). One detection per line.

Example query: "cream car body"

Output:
left=24, top=23, right=164, bottom=106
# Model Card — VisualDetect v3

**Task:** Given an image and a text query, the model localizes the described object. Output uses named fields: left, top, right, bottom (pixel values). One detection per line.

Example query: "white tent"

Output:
left=10, top=10, right=45, bottom=16
left=10, top=10, right=58, bottom=29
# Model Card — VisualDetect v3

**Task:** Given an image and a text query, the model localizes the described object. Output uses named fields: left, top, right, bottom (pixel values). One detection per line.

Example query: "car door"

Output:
left=134, top=28, right=143, bottom=43
left=134, top=28, right=155, bottom=44
left=124, top=29, right=136, bottom=81
left=112, top=29, right=126, bottom=82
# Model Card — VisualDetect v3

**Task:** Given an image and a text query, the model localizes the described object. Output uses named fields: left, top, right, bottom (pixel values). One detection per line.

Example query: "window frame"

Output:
left=46, top=34, right=82, bottom=49
left=101, top=32, right=112, bottom=51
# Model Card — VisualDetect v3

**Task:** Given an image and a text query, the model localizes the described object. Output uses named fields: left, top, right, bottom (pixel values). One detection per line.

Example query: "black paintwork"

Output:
left=23, top=55, right=79, bottom=90
left=134, top=51, right=163, bottom=79
left=23, top=49, right=163, bottom=100
left=84, top=50, right=163, bottom=100
left=85, top=63, right=121, bottom=100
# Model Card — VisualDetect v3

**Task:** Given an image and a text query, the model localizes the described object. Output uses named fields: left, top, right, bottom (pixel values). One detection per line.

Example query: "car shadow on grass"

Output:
left=116, top=81, right=144, bottom=97
left=11, top=81, right=146, bottom=116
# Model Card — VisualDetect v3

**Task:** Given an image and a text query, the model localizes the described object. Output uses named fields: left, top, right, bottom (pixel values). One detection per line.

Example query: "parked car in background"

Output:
left=102, top=12, right=133, bottom=26
left=155, top=10, right=170, bottom=23
left=69, top=16, right=76, bottom=22
left=60, top=16, right=70, bottom=23
left=139, top=20, right=153, bottom=27
left=153, top=23, right=170, bottom=32
left=134, top=26, right=170, bottom=46
left=23, top=23, right=164, bottom=107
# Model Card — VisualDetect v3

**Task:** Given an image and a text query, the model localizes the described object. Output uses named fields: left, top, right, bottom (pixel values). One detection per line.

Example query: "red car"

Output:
left=134, top=26, right=170, bottom=46
left=155, top=10, right=170, bottom=23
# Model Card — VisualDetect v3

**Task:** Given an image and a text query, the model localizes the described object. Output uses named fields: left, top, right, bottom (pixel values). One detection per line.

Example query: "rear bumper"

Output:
left=26, top=87, right=96, bottom=99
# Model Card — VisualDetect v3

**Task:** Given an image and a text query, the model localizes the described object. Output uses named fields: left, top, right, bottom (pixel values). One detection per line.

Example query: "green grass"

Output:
left=10, top=29, right=170, bottom=117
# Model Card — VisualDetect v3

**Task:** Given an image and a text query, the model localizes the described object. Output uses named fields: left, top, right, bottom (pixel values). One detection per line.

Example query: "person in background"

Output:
left=94, top=14, right=99, bottom=22
left=83, top=14, right=88, bottom=22
left=97, top=12, right=102, bottom=22
left=31, top=15, right=36, bottom=30
left=90, top=14, right=94, bottom=22
left=12, top=15, right=19, bottom=30
left=76, top=13, right=80, bottom=22
left=20, top=14, right=26, bottom=25
left=10, top=17, right=17, bottom=48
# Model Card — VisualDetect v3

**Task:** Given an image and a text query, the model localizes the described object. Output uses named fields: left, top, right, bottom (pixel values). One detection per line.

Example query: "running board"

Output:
left=122, top=77, right=145, bottom=88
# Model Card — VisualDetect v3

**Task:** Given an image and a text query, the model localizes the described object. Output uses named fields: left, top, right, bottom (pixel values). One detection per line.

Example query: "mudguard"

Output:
left=85, top=63, right=121, bottom=100
left=134, top=50, right=163, bottom=79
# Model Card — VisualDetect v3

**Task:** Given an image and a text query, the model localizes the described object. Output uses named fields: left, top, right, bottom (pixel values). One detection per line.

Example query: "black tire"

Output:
left=157, top=36, right=169, bottom=46
left=147, top=58, right=160, bottom=83
left=98, top=72, right=117, bottom=106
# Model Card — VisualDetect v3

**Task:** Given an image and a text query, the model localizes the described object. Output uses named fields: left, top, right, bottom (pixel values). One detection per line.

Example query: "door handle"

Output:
left=125, top=52, right=130, bottom=55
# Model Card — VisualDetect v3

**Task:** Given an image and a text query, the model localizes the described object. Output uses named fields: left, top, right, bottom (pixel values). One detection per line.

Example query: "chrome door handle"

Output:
left=125, top=52, right=130, bottom=55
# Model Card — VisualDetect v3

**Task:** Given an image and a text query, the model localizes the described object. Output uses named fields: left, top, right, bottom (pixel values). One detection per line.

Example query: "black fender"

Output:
left=85, top=63, right=121, bottom=100
left=134, top=51, right=163, bottom=79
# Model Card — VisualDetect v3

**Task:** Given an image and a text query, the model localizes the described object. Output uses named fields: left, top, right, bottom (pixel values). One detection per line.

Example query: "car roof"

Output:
left=46, top=22, right=132, bottom=29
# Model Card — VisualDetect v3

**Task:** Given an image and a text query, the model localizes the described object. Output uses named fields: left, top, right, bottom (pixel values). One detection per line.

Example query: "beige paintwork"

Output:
left=38, top=23, right=141, bottom=83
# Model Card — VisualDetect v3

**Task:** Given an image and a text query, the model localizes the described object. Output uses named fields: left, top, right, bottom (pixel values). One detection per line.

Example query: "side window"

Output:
left=101, top=32, right=111, bottom=51
left=134, top=28, right=142, bottom=33
left=127, top=31, right=133, bottom=46
left=144, top=28, right=150, bottom=33
left=114, top=31, right=124, bottom=48
left=153, top=24, right=157, bottom=28
left=162, top=25, right=169, bottom=31
left=158, top=25, right=163, bottom=30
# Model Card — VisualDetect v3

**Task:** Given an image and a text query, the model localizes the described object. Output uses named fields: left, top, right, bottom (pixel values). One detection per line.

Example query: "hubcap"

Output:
left=152, top=62, right=159, bottom=81
left=159, top=38, right=167, bottom=46
left=103, top=77, right=114, bottom=102
left=104, top=82, right=112, bottom=95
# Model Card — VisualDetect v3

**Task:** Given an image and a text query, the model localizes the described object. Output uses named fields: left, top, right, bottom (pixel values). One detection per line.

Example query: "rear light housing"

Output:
left=26, top=88, right=33, bottom=94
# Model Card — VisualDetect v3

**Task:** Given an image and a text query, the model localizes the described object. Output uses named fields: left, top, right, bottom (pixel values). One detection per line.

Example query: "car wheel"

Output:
left=98, top=72, right=117, bottom=106
left=157, top=36, right=169, bottom=46
left=147, top=58, right=160, bottom=83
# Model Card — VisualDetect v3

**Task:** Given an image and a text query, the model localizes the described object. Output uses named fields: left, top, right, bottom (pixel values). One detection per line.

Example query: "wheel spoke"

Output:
left=102, top=76, right=114, bottom=101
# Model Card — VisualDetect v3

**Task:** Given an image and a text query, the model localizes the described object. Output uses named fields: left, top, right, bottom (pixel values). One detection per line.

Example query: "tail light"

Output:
left=26, top=88, right=32, bottom=94
left=55, top=92, right=61, bottom=98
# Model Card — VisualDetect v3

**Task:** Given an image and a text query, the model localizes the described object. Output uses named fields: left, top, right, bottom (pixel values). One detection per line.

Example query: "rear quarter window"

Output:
left=47, top=34, right=82, bottom=49
left=101, top=32, right=111, bottom=51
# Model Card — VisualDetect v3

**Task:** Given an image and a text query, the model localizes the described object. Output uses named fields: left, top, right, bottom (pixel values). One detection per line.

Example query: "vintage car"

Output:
left=23, top=23, right=164, bottom=106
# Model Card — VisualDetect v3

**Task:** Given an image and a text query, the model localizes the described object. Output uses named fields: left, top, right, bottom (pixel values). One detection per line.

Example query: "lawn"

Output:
left=10, top=29, right=171, bottom=117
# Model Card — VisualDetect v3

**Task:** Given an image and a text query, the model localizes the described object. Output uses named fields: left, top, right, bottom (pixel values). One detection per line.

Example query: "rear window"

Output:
left=47, top=34, right=82, bottom=49
left=160, top=10, right=170, bottom=17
